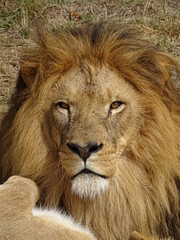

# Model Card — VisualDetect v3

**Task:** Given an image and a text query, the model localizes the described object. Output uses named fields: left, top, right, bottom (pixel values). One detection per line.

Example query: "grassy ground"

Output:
left=0, top=0, right=180, bottom=111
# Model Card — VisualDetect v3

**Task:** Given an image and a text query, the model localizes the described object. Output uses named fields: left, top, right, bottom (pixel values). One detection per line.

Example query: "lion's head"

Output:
left=0, top=24, right=180, bottom=239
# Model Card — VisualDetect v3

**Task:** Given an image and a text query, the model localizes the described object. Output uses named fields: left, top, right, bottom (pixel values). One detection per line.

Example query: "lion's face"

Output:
left=41, top=64, right=141, bottom=199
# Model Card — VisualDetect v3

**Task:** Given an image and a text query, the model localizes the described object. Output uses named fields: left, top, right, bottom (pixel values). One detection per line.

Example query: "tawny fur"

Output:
left=0, top=176, right=95, bottom=240
left=0, top=23, right=180, bottom=239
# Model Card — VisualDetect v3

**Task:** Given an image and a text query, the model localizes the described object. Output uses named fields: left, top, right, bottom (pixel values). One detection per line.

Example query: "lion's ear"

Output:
left=16, top=62, right=38, bottom=90
left=158, top=53, right=180, bottom=86
left=170, top=67, right=180, bottom=93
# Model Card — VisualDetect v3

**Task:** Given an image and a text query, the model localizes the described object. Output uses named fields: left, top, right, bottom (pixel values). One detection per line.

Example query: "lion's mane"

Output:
left=0, top=24, right=180, bottom=239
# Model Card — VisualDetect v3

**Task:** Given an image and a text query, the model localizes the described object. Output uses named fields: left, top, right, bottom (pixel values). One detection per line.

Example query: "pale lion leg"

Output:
left=33, top=207, right=96, bottom=240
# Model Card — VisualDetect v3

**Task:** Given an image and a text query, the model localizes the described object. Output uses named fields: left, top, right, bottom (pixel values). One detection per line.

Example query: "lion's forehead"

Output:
left=50, top=65, right=135, bottom=105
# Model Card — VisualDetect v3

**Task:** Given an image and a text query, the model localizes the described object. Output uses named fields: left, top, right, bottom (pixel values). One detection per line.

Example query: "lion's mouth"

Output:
left=71, top=168, right=107, bottom=180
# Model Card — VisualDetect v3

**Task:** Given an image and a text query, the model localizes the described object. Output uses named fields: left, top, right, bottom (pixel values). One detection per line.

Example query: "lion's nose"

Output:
left=67, top=142, right=103, bottom=163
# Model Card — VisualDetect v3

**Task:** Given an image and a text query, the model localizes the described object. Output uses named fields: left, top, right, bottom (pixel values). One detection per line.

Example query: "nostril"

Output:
left=67, top=143, right=80, bottom=156
left=89, top=143, right=103, bottom=154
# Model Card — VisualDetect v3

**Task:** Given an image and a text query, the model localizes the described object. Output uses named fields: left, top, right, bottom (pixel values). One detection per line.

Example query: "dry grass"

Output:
left=0, top=0, right=180, bottom=110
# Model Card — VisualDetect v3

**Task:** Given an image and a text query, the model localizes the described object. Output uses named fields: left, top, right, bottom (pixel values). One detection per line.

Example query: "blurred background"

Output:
left=0, top=0, right=180, bottom=111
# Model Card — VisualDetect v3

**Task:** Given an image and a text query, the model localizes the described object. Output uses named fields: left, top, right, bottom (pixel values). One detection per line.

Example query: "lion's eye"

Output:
left=56, top=102, right=69, bottom=111
left=109, top=101, right=125, bottom=115
left=110, top=101, right=123, bottom=110
left=57, top=102, right=69, bottom=109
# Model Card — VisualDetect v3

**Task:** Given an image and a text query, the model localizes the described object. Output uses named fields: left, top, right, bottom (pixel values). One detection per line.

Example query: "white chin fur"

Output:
left=71, top=174, right=109, bottom=199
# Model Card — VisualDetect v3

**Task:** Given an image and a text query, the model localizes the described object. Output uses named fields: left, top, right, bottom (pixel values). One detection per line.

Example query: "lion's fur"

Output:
left=0, top=23, right=180, bottom=239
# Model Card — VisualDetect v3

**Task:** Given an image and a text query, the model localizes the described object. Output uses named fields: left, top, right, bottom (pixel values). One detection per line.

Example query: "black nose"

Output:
left=67, top=142, right=103, bottom=162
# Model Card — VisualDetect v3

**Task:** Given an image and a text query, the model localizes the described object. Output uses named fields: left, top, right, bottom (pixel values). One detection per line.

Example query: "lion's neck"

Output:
left=61, top=173, right=158, bottom=240
left=62, top=188, right=130, bottom=239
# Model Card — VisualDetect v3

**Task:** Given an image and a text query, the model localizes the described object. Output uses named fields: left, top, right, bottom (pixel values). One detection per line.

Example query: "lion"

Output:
left=0, top=23, right=180, bottom=240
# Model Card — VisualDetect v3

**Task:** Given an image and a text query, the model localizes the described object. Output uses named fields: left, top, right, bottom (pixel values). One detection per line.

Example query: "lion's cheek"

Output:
left=59, top=152, right=84, bottom=177
left=87, top=156, right=117, bottom=178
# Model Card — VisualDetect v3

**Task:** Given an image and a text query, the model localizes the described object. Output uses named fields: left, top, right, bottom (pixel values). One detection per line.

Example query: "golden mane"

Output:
left=0, top=23, right=180, bottom=239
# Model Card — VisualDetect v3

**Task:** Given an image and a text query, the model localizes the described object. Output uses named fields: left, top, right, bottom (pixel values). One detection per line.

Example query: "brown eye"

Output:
left=57, top=102, right=69, bottom=110
left=110, top=101, right=123, bottom=110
